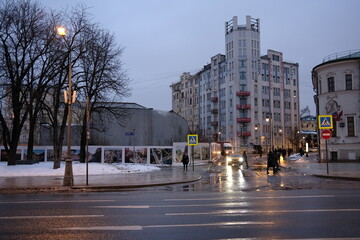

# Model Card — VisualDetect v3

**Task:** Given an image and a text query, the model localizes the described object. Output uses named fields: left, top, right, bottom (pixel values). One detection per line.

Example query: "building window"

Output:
left=347, top=116, right=355, bottom=137
left=327, top=77, right=335, bottom=92
left=345, top=74, right=352, bottom=90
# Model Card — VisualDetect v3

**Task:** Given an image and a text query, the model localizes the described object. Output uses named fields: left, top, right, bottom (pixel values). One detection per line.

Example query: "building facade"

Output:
left=171, top=16, right=300, bottom=153
left=312, top=50, right=360, bottom=161
left=40, top=103, right=188, bottom=147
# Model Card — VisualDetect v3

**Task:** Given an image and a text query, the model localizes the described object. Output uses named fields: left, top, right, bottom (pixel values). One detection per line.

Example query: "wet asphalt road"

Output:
left=1, top=158, right=360, bottom=240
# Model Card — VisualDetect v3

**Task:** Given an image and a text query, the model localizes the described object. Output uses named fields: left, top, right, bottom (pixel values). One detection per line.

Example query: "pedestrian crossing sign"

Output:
left=187, top=134, right=198, bottom=146
left=318, top=115, right=333, bottom=129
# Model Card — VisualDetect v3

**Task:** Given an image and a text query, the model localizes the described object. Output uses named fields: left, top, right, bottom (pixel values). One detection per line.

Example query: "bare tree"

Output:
left=42, top=6, right=92, bottom=169
left=288, top=127, right=301, bottom=152
left=0, top=0, right=54, bottom=165
left=75, top=25, right=130, bottom=162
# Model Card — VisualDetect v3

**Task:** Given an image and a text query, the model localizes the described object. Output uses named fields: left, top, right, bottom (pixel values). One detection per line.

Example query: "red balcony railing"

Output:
left=237, top=131, right=251, bottom=137
left=236, top=118, right=251, bottom=123
left=236, top=104, right=251, bottom=110
left=211, top=97, right=218, bottom=102
left=211, top=109, right=218, bottom=114
left=211, top=121, right=218, bottom=126
left=236, top=91, right=250, bottom=96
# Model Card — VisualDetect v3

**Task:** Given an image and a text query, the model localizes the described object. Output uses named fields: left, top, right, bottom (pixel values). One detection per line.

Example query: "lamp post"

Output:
left=58, top=26, right=75, bottom=186
left=254, top=125, right=258, bottom=145
left=279, top=128, right=283, bottom=149
left=266, top=114, right=273, bottom=152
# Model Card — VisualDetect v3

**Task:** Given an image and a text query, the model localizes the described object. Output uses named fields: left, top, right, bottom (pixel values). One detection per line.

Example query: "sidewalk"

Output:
left=0, top=166, right=202, bottom=192
left=1, top=156, right=359, bottom=193
left=283, top=161, right=360, bottom=181
left=251, top=153, right=360, bottom=181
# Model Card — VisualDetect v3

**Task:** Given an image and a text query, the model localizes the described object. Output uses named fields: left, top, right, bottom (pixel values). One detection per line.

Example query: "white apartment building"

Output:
left=171, top=16, right=300, bottom=153
left=312, top=50, right=360, bottom=162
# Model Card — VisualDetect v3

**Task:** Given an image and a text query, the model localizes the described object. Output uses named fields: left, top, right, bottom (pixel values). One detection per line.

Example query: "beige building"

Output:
left=171, top=16, right=300, bottom=153
left=312, top=50, right=360, bottom=161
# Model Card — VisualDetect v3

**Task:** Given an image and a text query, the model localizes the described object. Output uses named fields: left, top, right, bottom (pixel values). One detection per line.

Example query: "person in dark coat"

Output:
left=267, top=151, right=276, bottom=174
left=242, top=151, right=249, bottom=169
left=181, top=147, right=189, bottom=171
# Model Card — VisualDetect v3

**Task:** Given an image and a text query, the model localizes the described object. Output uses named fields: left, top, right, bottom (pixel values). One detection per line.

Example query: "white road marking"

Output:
left=166, top=208, right=360, bottom=216
left=0, top=215, right=104, bottom=219
left=62, top=225, right=143, bottom=231
left=216, top=238, right=360, bottom=240
left=0, top=200, right=115, bottom=204
left=164, top=195, right=335, bottom=201
left=60, top=221, right=273, bottom=231
left=93, top=205, right=150, bottom=209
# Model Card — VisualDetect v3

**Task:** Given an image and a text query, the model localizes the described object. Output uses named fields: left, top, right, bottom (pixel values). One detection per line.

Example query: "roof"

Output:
left=301, top=115, right=316, bottom=121
left=313, top=50, right=360, bottom=70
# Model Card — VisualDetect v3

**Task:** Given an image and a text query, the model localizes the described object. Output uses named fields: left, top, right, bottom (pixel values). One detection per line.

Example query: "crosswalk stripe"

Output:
left=60, top=221, right=273, bottom=231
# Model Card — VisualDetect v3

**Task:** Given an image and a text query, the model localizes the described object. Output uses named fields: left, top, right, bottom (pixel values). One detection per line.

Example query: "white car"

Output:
left=287, top=153, right=301, bottom=161
left=227, top=154, right=244, bottom=166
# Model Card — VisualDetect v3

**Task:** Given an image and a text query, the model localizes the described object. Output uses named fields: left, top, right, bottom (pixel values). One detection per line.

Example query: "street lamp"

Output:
left=58, top=26, right=76, bottom=186
left=254, top=125, right=258, bottom=145
left=279, top=128, right=283, bottom=149
left=266, top=114, right=273, bottom=152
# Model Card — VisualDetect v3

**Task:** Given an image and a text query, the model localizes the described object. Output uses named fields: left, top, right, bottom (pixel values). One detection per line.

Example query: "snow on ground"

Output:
left=0, top=162, right=161, bottom=177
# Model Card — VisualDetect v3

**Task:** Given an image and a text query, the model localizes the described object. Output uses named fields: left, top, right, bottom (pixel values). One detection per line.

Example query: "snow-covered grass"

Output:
left=0, top=161, right=161, bottom=177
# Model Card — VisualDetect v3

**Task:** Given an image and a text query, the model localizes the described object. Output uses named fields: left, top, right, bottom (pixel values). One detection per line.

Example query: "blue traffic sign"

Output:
left=187, top=134, right=198, bottom=145
left=318, top=115, right=333, bottom=129
left=125, top=132, right=134, bottom=136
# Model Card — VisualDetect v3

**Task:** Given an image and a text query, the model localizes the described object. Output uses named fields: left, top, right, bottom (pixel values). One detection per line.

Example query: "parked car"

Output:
left=287, top=153, right=301, bottom=161
left=226, top=154, right=244, bottom=166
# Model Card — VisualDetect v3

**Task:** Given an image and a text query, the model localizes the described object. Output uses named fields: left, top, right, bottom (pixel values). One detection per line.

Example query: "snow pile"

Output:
left=0, top=162, right=160, bottom=177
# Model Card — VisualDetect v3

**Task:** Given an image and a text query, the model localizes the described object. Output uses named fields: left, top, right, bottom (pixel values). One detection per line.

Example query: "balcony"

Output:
left=211, top=97, right=218, bottom=102
left=211, top=109, right=218, bottom=114
left=236, top=118, right=251, bottom=123
left=237, top=131, right=251, bottom=137
left=236, top=104, right=251, bottom=110
left=236, top=91, right=250, bottom=96
left=211, top=121, right=218, bottom=126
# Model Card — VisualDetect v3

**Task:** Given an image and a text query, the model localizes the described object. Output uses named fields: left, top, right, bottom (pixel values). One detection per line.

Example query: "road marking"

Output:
left=0, top=215, right=104, bottom=220
left=216, top=238, right=360, bottom=240
left=92, top=203, right=248, bottom=209
left=93, top=205, right=150, bottom=209
left=0, top=200, right=115, bottom=204
left=153, top=202, right=249, bottom=208
left=60, top=221, right=273, bottom=231
left=166, top=208, right=360, bottom=216
left=62, top=225, right=143, bottom=231
left=164, top=195, right=335, bottom=201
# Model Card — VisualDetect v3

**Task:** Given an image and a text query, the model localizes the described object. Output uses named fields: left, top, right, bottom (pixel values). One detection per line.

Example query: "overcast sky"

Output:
left=40, top=0, right=360, bottom=115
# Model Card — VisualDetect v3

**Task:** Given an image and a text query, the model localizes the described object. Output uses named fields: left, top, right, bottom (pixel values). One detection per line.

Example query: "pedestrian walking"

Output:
left=242, top=151, right=249, bottom=169
left=181, top=147, right=189, bottom=171
left=266, top=151, right=276, bottom=174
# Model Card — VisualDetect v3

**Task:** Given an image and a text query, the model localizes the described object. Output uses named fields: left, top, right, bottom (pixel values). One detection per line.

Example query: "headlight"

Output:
left=226, top=157, right=232, bottom=163
left=239, top=157, right=244, bottom=163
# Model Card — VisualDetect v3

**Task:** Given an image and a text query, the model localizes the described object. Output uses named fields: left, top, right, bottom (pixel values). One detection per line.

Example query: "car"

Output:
left=287, top=153, right=301, bottom=161
left=226, top=153, right=244, bottom=166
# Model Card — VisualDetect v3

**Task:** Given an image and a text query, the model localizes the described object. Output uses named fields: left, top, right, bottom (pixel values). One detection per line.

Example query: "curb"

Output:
left=312, top=174, right=360, bottom=182
left=0, top=176, right=203, bottom=194
left=71, top=176, right=203, bottom=190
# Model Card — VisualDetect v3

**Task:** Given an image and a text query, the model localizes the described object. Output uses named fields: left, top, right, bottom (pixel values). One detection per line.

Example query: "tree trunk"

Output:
left=7, top=142, right=18, bottom=166
left=52, top=104, right=68, bottom=169
left=26, top=118, right=36, bottom=161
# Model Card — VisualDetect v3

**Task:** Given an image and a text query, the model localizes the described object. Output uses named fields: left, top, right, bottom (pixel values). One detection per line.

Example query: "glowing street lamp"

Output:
left=266, top=114, right=273, bottom=152
left=57, top=26, right=76, bottom=186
